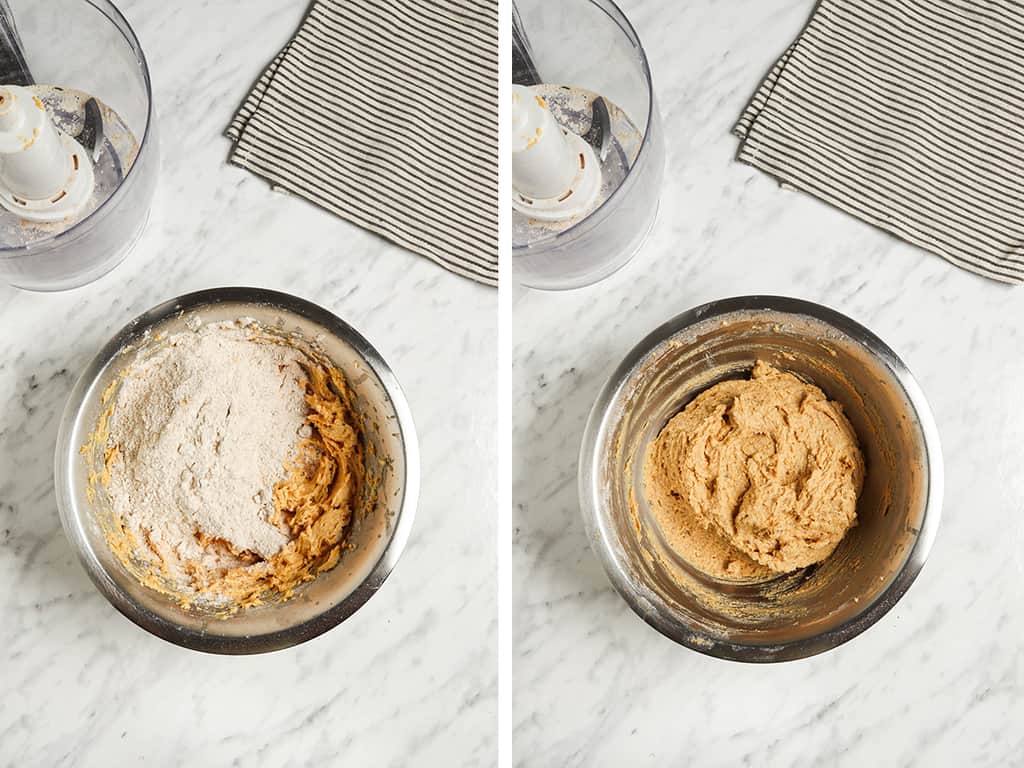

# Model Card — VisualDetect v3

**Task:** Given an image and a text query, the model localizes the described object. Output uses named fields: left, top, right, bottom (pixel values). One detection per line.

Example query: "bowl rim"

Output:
left=54, top=287, right=420, bottom=654
left=579, top=294, right=944, bottom=663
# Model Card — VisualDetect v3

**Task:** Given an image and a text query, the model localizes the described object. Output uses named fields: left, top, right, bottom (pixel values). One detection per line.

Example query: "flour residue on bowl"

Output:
left=83, top=318, right=367, bottom=611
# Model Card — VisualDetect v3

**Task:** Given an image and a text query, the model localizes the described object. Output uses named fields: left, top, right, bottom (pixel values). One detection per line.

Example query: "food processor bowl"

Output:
left=0, top=0, right=157, bottom=291
left=511, top=0, right=665, bottom=290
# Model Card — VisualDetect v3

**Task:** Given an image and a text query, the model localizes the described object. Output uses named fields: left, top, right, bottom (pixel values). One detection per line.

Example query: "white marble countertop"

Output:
left=512, top=1, right=1024, bottom=765
left=0, top=2, right=495, bottom=766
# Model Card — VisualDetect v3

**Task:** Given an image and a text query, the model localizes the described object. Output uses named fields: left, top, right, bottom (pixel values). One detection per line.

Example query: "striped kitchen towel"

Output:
left=227, top=0, right=498, bottom=286
left=734, top=0, right=1024, bottom=285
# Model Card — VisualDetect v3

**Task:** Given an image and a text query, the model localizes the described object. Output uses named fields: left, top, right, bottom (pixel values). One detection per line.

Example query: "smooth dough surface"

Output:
left=643, top=361, right=864, bottom=577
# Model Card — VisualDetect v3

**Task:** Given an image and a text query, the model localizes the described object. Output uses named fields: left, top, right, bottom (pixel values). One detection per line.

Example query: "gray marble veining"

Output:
left=512, top=1, right=1024, bottom=765
left=0, top=2, right=496, bottom=766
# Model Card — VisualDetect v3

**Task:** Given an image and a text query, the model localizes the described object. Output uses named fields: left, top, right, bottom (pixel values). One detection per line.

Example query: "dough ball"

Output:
left=643, top=361, right=864, bottom=575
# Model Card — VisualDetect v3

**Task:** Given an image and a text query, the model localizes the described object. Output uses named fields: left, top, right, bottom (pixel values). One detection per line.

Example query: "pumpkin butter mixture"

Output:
left=643, top=362, right=864, bottom=580
left=90, top=320, right=364, bottom=609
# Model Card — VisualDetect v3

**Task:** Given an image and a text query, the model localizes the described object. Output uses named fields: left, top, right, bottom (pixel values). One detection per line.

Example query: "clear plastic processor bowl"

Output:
left=0, top=0, right=157, bottom=291
left=55, top=288, right=419, bottom=654
left=511, top=0, right=665, bottom=290
left=580, top=296, right=943, bottom=662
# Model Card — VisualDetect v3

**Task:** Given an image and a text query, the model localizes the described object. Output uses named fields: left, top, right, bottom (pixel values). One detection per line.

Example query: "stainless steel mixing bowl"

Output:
left=55, top=288, right=419, bottom=653
left=579, top=296, right=943, bottom=662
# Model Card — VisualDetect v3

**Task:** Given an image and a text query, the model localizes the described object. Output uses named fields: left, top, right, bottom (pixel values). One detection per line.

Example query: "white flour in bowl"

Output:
left=105, top=319, right=311, bottom=577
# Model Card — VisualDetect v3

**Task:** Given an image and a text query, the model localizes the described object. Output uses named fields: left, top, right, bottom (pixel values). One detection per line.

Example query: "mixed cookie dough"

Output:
left=90, top=319, right=364, bottom=609
left=643, top=361, right=864, bottom=579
